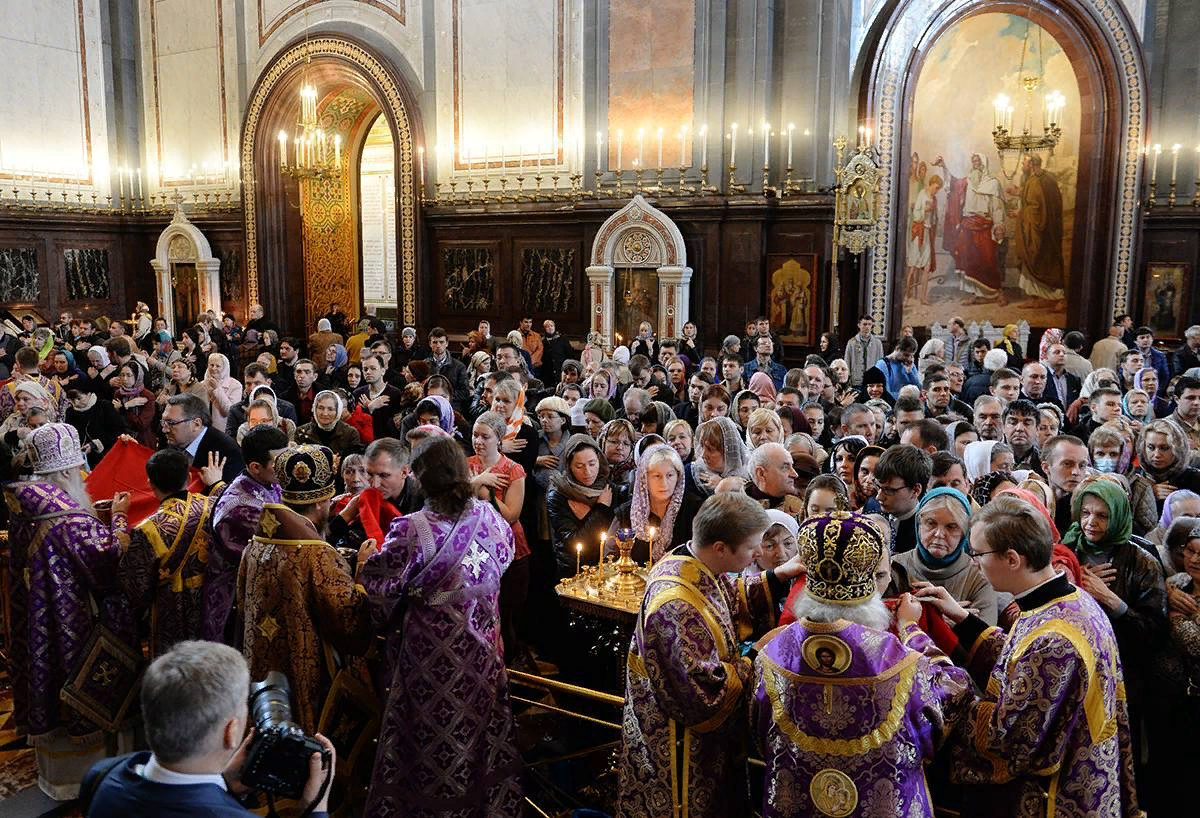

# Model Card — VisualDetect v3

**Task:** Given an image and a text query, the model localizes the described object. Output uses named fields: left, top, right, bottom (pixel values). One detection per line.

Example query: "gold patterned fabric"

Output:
left=796, top=512, right=886, bottom=605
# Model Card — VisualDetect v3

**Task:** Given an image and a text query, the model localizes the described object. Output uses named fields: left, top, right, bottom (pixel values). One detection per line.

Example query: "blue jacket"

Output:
left=873, top=357, right=921, bottom=397
left=743, top=358, right=787, bottom=390
left=88, top=752, right=328, bottom=818
left=1143, top=346, right=1172, bottom=392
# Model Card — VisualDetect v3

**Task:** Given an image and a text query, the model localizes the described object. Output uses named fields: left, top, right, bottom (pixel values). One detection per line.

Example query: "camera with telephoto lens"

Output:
left=239, top=672, right=329, bottom=800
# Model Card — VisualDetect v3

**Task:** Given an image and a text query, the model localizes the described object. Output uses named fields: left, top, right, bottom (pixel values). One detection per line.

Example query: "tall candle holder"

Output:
left=727, top=162, right=747, bottom=195
left=634, top=167, right=645, bottom=194
left=1147, top=181, right=1157, bottom=210
left=604, top=529, right=647, bottom=598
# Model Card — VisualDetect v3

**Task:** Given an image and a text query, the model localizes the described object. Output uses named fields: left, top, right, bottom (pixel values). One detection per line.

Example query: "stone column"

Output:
left=149, top=259, right=174, bottom=335
left=656, top=265, right=693, bottom=340
left=585, top=265, right=615, bottom=348
left=197, top=259, right=222, bottom=317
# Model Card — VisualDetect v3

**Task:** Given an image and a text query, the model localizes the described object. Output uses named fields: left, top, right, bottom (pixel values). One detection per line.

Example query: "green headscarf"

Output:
left=1062, top=477, right=1133, bottom=558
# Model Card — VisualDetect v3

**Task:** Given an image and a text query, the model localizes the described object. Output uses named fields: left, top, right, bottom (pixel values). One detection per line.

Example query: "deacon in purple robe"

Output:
left=202, top=424, right=288, bottom=641
left=917, top=494, right=1142, bottom=818
left=5, top=423, right=136, bottom=799
left=619, top=492, right=806, bottom=818
left=750, top=511, right=972, bottom=818
left=359, top=437, right=523, bottom=817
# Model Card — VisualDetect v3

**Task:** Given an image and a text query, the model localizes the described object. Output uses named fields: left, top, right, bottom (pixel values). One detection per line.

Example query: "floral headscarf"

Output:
left=598, top=419, right=638, bottom=487
left=1120, top=388, right=1153, bottom=425
left=1063, top=477, right=1133, bottom=558
left=417, top=394, right=457, bottom=437
left=312, top=389, right=344, bottom=432
left=116, top=360, right=146, bottom=398
left=970, top=471, right=1016, bottom=507
left=630, top=443, right=687, bottom=563
left=1038, top=329, right=1063, bottom=365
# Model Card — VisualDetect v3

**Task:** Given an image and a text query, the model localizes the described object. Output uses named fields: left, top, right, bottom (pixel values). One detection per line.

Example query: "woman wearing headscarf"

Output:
left=1134, top=418, right=1200, bottom=511
left=1147, top=489, right=1200, bottom=568
left=1063, top=477, right=1168, bottom=759
left=202, top=352, right=243, bottom=434
left=997, top=322, right=1024, bottom=370
left=308, top=318, right=342, bottom=363
left=546, top=434, right=622, bottom=578
left=85, top=346, right=118, bottom=400
left=686, top=416, right=750, bottom=500
left=774, top=405, right=813, bottom=439
left=580, top=331, right=606, bottom=377
left=970, top=470, right=1018, bottom=507
left=294, top=389, right=361, bottom=451
left=891, top=486, right=998, bottom=624
left=1088, top=424, right=1156, bottom=535
left=636, top=400, right=676, bottom=438
left=317, top=343, right=349, bottom=390
left=1133, top=367, right=1170, bottom=419
left=946, top=420, right=978, bottom=459
left=597, top=418, right=638, bottom=490
left=1038, top=328, right=1064, bottom=367
left=49, top=349, right=83, bottom=392
left=609, top=443, right=700, bottom=565
left=856, top=366, right=894, bottom=406
left=1066, top=367, right=1118, bottom=426
left=65, top=379, right=125, bottom=468
left=962, top=439, right=999, bottom=485
left=746, top=371, right=777, bottom=408
left=112, top=360, right=157, bottom=448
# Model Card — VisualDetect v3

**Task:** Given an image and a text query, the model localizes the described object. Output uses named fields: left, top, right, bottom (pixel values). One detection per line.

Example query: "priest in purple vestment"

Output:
left=203, top=424, right=289, bottom=642
left=619, top=491, right=807, bottom=818
left=5, top=423, right=136, bottom=799
left=750, top=511, right=973, bottom=817
left=916, top=494, right=1142, bottom=818
left=359, top=436, right=523, bottom=817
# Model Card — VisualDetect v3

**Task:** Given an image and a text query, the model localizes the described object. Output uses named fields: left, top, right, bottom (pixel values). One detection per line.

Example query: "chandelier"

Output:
left=991, top=16, right=1065, bottom=164
left=277, top=43, right=341, bottom=181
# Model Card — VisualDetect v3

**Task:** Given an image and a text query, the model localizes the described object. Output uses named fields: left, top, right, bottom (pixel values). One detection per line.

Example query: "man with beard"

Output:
left=935, top=153, right=1007, bottom=305
left=237, top=444, right=370, bottom=732
left=1013, top=154, right=1066, bottom=309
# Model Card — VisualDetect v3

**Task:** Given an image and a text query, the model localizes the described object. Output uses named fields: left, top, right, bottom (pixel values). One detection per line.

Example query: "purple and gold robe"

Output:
left=203, top=472, right=280, bottom=641
left=359, top=499, right=522, bottom=818
left=119, top=490, right=216, bottom=657
left=951, top=573, right=1142, bottom=817
left=750, top=619, right=972, bottom=817
left=5, top=481, right=133, bottom=740
left=619, top=544, right=784, bottom=818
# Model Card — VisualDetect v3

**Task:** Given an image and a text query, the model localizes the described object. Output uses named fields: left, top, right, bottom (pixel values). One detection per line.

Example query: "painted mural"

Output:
left=903, top=12, right=1081, bottom=328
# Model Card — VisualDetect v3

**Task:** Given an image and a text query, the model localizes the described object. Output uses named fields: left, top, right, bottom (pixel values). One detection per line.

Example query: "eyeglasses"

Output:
left=876, top=483, right=913, bottom=497
left=967, top=548, right=1003, bottom=559
left=161, top=417, right=196, bottom=428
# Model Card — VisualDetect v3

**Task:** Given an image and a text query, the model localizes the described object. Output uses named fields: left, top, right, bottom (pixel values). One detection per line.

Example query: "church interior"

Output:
left=0, top=0, right=1198, bottom=817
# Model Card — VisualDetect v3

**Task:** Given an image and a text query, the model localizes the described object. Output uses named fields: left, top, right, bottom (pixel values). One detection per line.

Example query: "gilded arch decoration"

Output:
left=240, top=36, right=418, bottom=324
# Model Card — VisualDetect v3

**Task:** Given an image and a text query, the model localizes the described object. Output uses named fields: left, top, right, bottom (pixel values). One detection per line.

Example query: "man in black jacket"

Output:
left=541, top=320, right=572, bottom=387
left=161, top=394, right=244, bottom=484
left=1175, top=325, right=1200, bottom=376
left=226, top=363, right=297, bottom=432
left=424, top=326, right=469, bottom=409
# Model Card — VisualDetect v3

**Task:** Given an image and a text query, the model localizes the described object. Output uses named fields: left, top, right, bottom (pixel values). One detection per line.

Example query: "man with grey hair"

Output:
left=839, top=402, right=877, bottom=444
left=974, top=394, right=1005, bottom=441
left=746, top=441, right=804, bottom=515
left=750, top=511, right=971, bottom=817
left=1175, top=324, right=1200, bottom=376
left=622, top=386, right=652, bottom=425
left=86, top=640, right=335, bottom=816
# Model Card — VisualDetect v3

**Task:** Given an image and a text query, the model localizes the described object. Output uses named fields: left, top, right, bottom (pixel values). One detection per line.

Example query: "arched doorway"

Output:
left=239, top=36, right=421, bottom=334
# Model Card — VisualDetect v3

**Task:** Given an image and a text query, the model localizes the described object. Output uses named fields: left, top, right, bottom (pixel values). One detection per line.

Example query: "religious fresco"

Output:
left=767, top=255, right=819, bottom=345
left=902, top=13, right=1081, bottom=329
left=0, top=247, right=39, bottom=303
left=1143, top=262, right=1191, bottom=341
left=63, top=248, right=110, bottom=300
left=441, top=247, right=495, bottom=312
left=521, top=248, right=576, bottom=314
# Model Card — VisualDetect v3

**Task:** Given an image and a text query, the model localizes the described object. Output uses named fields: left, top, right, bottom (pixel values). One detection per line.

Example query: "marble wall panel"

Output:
left=441, top=246, right=494, bottom=311
left=521, top=247, right=575, bottom=313
left=0, top=248, right=41, bottom=303
left=63, top=248, right=110, bottom=300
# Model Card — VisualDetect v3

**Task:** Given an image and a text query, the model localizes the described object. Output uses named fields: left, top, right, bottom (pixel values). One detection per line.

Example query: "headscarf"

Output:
left=417, top=394, right=457, bottom=437
left=1063, top=477, right=1133, bottom=558
left=747, top=372, right=778, bottom=404
left=612, top=346, right=630, bottom=365
left=208, top=352, right=231, bottom=381
left=1160, top=489, right=1200, bottom=531
left=775, top=405, right=813, bottom=436
left=327, top=344, right=348, bottom=370
left=598, top=419, right=638, bottom=486
left=36, top=331, right=54, bottom=362
left=947, top=420, right=976, bottom=448
left=827, top=436, right=867, bottom=475
left=1133, top=367, right=1159, bottom=398
left=317, top=318, right=332, bottom=332
left=915, top=486, right=971, bottom=568
left=630, top=443, right=687, bottom=563
left=259, top=352, right=278, bottom=374
left=1135, top=419, right=1191, bottom=483
left=88, top=346, right=111, bottom=369
left=582, top=397, right=615, bottom=425
left=587, top=370, right=618, bottom=400
left=1038, top=329, right=1063, bottom=365
left=14, top=380, right=50, bottom=407
left=998, top=486, right=1081, bottom=584
left=550, top=433, right=610, bottom=503
left=1080, top=368, right=1116, bottom=399
left=312, top=389, right=343, bottom=432
left=963, top=440, right=999, bottom=483
left=116, top=360, right=146, bottom=398
left=501, top=385, right=528, bottom=442
left=644, top=401, right=676, bottom=432
left=998, top=486, right=1062, bottom=542
left=692, top=416, right=751, bottom=491
left=970, top=471, right=1016, bottom=507
left=249, top=384, right=279, bottom=408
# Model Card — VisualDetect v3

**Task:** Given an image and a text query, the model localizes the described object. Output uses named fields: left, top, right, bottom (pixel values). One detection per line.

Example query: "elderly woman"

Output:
left=597, top=418, right=638, bottom=490
left=1121, top=388, right=1154, bottom=432
left=1146, top=517, right=1200, bottom=813
left=609, top=443, right=699, bottom=565
left=1147, top=490, right=1200, bottom=568
left=85, top=346, right=118, bottom=400
left=294, top=389, right=361, bottom=452
left=581, top=397, right=615, bottom=439
left=489, top=377, right=539, bottom=476
left=687, top=416, right=750, bottom=499
left=580, top=331, right=606, bottom=376
left=892, top=486, right=998, bottom=624
left=235, top=387, right=296, bottom=443
left=1, top=381, right=51, bottom=441
left=918, top=338, right=946, bottom=374
left=202, top=353, right=243, bottom=434
left=1135, top=419, right=1200, bottom=511
left=317, top=343, right=349, bottom=390
left=112, top=360, right=157, bottom=447
left=663, top=418, right=693, bottom=463
left=160, top=359, right=209, bottom=411
left=547, top=433, right=621, bottom=577
left=1134, top=367, right=1170, bottom=419
left=1088, top=424, right=1156, bottom=535
left=746, top=407, right=784, bottom=449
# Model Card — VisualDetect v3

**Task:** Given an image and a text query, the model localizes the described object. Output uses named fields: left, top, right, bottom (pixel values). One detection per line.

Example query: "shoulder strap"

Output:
left=78, top=752, right=138, bottom=812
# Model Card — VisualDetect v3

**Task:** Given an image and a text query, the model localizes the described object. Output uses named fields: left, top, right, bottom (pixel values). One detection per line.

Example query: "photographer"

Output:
left=86, top=640, right=334, bottom=817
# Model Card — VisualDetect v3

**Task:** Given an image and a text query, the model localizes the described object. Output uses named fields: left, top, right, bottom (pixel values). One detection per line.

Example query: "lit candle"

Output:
left=657, top=127, right=664, bottom=169
left=857, top=126, right=865, bottom=149
left=1171, top=143, right=1182, bottom=184
left=418, top=146, right=426, bottom=187
left=1195, top=145, right=1200, bottom=179
left=993, top=94, right=1009, bottom=130
left=647, top=526, right=656, bottom=541
left=278, top=132, right=287, bottom=168
left=678, top=125, right=688, bottom=167
left=637, top=128, right=645, bottom=167
left=1151, top=143, right=1162, bottom=186
left=699, top=124, right=708, bottom=164
left=600, top=530, right=608, bottom=558
left=730, top=122, right=738, bottom=166
left=294, top=137, right=300, bottom=168
left=616, top=129, right=623, bottom=170
left=575, top=542, right=583, bottom=576
left=136, top=167, right=143, bottom=200
left=596, top=130, right=603, bottom=166
left=787, top=123, right=794, bottom=168
left=762, top=122, right=770, bottom=169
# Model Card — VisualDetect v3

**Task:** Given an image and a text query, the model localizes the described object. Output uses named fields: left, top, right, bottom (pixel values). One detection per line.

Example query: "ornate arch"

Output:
left=151, top=208, right=221, bottom=333
left=240, top=36, right=418, bottom=324
left=862, top=0, right=1147, bottom=332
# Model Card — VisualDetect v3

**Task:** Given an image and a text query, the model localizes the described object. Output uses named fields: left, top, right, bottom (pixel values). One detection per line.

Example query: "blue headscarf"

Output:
left=915, top=486, right=972, bottom=568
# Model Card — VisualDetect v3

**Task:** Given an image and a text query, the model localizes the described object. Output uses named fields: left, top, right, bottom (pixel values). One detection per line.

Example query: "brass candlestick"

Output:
left=728, top=162, right=747, bottom=194
left=604, top=530, right=647, bottom=598
left=1147, top=181, right=1157, bottom=210
left=1168, top=179, right=1178, bottom=209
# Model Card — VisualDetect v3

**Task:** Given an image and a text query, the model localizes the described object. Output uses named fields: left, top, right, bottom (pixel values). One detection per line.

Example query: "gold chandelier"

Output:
left=991, top=15, right=1065, bottom=165
left=277, top=22, right=341, bottom=182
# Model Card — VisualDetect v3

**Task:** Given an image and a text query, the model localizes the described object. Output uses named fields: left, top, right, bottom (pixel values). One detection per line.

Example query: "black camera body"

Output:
left=240, top=672, right=329, bottom=800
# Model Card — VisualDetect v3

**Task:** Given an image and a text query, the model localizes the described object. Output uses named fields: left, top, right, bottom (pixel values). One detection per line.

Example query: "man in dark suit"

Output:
left=352, top=351, right=405, bottom=439
left=162, top=394, right=245, bottom=484
left=1042, top=341, right=1082, bottom=409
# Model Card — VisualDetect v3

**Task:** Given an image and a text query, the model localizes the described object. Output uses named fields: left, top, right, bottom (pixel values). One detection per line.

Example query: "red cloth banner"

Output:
left=85, top=439, right=205, bottom=526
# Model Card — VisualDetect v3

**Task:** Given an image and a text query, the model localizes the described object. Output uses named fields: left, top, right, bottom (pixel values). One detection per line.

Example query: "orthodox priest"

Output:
left=236, top=443, right=370, bottom=731
left=916, top=494, right=1141, bottom=817
left=5, top=423, right=135, bottom=799
left=749, top=511, right=972, bottom=817
left=618, top=491, right=806, bottom=818
left=1013, top=153, right=1066, bottom=308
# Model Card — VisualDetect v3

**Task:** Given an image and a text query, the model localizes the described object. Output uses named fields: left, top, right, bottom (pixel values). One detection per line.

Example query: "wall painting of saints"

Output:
left=767, top=254, right=819, bottom=346
left=1142, top=263, right=1191, bottom=341
left=902, top=13, right=1081, bottom=329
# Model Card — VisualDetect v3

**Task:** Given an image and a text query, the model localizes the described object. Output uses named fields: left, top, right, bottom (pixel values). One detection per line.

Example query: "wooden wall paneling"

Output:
left=511, top=237, right=587, bottom=332
left=435, top=238, right=504, bottom=321
left=716, top=213, right=767, bottom=338
left=0, top=232, right=51, bottom=312
left=1136, top=213, right=1200, bottom=330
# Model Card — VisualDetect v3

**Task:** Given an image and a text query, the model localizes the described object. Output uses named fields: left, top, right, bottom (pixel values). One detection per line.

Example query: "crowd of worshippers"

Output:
left=6, top=300, right=1200, bottom=816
